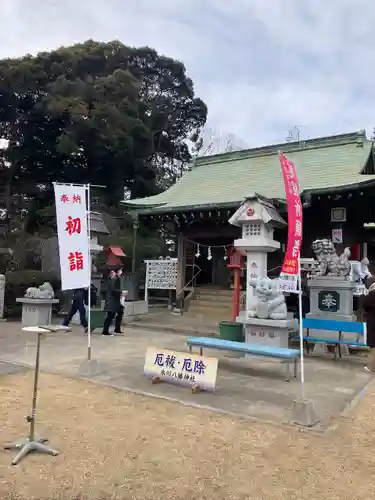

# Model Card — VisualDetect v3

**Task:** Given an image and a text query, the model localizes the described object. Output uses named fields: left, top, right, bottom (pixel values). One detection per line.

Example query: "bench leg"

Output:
left=199, top=347, right=203, bottom=356
left=189, top=346, right=192, bottom=353
left=304, top=340, right=310, bottom=355
left=334, top=344, right=338, bottom=361
left=285, top=362, right=291, bottom=382
left=294, top=358, right=297, bottom=379
left=338, top=343, right=342, bottom=359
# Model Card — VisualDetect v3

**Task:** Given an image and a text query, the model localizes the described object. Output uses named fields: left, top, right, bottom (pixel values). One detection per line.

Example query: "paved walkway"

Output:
left=0, top=321, right=372, bottom=428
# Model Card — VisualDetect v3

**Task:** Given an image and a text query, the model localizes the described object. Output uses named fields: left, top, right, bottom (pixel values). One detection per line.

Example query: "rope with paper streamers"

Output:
left=183, top=237, right=231, bottom=261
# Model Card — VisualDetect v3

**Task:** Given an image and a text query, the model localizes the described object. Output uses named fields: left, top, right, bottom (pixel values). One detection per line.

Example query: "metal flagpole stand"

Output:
left=78, top=182, right=104, bottom=377
left=87, top=183, right=92, bottom=361
left=297, top=256, right=305, bottom=400
left=291, top=250, right=319, bottom=427
left=4, top=326, right=68, bottom=465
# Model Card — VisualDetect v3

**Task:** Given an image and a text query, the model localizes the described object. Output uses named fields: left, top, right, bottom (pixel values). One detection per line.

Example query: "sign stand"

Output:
left=78, top=183, right=100, bottom=377
left=277, top=152, right=320, bottom=427
left=151, top=375, right=202, bottom=394
left=291, top=263, right=319, bottom=426
left=53, top=181, right=106, bottom=377
left=4, top=326, right=67, bottom=465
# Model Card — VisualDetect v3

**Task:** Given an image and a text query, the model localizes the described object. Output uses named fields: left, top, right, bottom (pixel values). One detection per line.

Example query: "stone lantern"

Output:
left=229, top=193, right=286, bottom=314
left=229, top=193, right=294, bottom=349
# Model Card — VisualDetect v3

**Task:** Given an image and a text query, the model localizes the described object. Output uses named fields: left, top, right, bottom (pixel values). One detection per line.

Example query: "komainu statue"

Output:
left=247, top=278, right=288, bottom=320
left=25, top=282, right=55, bottom=299
left=311, top=239, right=351, bottom=278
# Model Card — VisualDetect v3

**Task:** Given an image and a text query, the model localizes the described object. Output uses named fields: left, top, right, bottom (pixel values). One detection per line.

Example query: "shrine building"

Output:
left=124, top=130, right=375, bottom=301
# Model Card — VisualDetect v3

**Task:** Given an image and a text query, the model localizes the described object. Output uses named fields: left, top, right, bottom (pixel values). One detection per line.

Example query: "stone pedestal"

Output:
left=307, top=277, right=356, bottom=341
left=292, top=398, right=320, bottom=427
left=16, top=298, right=59, bottom=327
left=236, top=314, right=294, bottom=351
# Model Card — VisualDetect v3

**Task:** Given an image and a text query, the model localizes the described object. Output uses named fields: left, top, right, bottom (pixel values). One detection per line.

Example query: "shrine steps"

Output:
left=184, top=287, right=233, bottom=322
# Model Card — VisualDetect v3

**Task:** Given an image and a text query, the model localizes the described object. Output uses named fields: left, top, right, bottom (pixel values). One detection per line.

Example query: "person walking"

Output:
left=102, top=269, right=124, bottom=336
left=62, top=288, right=88, bottom=333
left=361, top=277, right=375, bottom=372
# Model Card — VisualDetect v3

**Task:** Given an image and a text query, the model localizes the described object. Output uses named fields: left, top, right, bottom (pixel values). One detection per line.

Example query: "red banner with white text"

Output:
left=279, top=152, right=303, bottom=293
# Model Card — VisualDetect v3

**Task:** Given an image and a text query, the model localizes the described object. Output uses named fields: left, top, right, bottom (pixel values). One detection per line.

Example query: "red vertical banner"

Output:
left=278, top=152, right=303, bottom=293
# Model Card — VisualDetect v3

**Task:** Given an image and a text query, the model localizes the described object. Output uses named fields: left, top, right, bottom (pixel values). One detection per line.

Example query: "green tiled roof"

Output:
left=124, top=131, right=375, bottom=214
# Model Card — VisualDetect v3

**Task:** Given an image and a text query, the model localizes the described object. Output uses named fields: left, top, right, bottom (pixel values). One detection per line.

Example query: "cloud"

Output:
left=0, top=0, right=374, bottom=146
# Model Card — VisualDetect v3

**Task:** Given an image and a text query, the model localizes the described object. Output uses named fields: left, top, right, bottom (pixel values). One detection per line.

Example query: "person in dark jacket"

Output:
left=62, top=288, right=88, bottom=332
left=102, top=269, right=124, bottom=336
left=361, top=276, right=375, bottom=372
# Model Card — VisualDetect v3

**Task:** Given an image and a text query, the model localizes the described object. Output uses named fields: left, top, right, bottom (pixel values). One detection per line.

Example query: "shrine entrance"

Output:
left=191, top=244, right=231, bottom=288
left=195, top=254, right=213, bottom=285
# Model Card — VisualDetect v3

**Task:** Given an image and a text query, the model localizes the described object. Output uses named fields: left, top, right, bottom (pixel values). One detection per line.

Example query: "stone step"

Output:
left=194, top=294, right=233, bottom=304
left=197, top=288, right=233, bottom=297
left=184, top=310, right=233, bottom=322
left=193, top=301, right=232, bottom=310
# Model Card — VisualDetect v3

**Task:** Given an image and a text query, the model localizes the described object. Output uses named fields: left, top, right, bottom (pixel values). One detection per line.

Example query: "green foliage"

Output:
left=4, top=270, right=61, bottom=318
left=0, top=39, right=207, bottom=238
left=95, top=209, right=170, bottom=270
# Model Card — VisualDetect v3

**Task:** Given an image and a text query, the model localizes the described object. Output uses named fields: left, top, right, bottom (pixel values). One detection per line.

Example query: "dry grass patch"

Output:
left=0, top=371, right=375, bottom=500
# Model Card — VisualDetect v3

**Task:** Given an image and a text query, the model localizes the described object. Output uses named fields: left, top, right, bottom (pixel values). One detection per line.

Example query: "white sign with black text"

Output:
left=53, top=184, right=90, bottom=291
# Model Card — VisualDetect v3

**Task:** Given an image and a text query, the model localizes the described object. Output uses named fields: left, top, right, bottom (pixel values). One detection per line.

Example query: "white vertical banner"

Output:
left=53, top=183, right=90, bottom=291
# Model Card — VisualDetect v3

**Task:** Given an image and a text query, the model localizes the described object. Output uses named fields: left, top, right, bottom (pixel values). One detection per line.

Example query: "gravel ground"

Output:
left=1, top=371, right=375, bottom=500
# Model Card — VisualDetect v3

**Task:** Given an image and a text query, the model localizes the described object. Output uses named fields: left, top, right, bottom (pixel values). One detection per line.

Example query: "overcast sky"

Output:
left=1, top=0, right=374, bottom=147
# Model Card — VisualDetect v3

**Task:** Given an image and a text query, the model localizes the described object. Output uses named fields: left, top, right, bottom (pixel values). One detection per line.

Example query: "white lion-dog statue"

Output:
left=25, top=282, right=55, bottom=299
left=247, top=277, right=288, bottom=320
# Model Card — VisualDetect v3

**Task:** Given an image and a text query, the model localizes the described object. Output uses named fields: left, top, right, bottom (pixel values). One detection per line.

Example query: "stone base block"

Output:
left=121, top=301, right=149, bottom=322
left=312, top=341, right=350, bottom=357
left=292, top=398, right=320, bottom=427
left=339, top=344, right=351, bottom=356
left=312, top=343, right=330, bottom=356
left=78, top=359, right=102, bottom=377
left=16, top=298, right=59, bottom=327
left=237, top=315, right=294, bottom=350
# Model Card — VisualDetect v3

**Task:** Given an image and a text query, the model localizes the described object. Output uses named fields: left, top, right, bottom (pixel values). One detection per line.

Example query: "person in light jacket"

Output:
left=361, top=276, right=375, bottom=372
left=102, top=269, right=124, bottom=336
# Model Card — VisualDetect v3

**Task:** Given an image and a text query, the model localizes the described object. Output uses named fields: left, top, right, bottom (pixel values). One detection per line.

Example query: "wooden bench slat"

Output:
left=187, top=337, right=300, bottom=359
left=302, top=318, right=366, bottom=334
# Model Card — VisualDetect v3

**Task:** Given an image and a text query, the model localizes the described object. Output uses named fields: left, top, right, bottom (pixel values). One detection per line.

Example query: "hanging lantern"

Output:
left=223, top=247, right=228, bottom=260
left=195, top=244, right=201, bottom=258
left=207, top=246, right=212, bottom=260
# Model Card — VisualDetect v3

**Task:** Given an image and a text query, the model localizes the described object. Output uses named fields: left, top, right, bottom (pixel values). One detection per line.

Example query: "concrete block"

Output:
left=78, top=359, right=102, bottom=377
left=133, top=301, right=148, bottom=315
left=339, top=344, right=351, bottom=356
left=292, top=398, right=320, bottom=427
left=16, top=298, right=59, bottom=327
left=312, top=343, right=330, bottom=355
left=123, top=303, right=134, bottom=317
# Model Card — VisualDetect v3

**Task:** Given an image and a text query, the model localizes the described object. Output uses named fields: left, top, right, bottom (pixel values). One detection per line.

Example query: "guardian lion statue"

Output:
left=247, top=277, right=287, bottom=320
left=25, top=281, right=55, bottom=299
left=311, top=239, right=351, bottom=278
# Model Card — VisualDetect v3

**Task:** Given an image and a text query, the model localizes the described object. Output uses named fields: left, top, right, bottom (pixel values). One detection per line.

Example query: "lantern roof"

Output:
left=228, top=193, right=286, bottom=228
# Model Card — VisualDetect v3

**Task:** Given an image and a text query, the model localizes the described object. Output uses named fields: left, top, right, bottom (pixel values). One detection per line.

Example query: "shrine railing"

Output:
left=177, top=264, right=201, bottom=298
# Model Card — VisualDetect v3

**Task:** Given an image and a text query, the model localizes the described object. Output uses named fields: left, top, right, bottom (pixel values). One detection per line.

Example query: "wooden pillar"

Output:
left=176, top=232, right=187, bottom=309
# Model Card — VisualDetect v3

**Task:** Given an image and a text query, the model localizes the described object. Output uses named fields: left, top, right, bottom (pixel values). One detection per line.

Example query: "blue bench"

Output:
left=187, top=337, right=300, bottom=382
left=301, top=318, right=367, bottom=360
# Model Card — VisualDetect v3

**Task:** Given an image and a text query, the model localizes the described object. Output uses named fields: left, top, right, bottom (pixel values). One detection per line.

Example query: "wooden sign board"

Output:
left=144, top=347, right=218, bottom=392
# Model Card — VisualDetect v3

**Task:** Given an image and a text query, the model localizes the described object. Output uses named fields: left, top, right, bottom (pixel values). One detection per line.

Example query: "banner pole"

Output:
left=297, top=255, right=305, bottom=399
left=87, top=183, right=92, bottom=361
